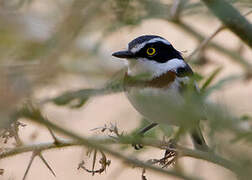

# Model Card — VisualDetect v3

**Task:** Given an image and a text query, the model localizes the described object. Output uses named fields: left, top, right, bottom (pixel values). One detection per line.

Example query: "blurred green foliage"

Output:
left=0, top=0, right=251, bottom=179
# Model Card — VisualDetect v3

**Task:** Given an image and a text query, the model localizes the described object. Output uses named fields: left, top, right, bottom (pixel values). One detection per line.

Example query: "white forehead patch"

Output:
left=129, top=38, right=171, bottom=53
left=127, top=58, right=186, bottom=77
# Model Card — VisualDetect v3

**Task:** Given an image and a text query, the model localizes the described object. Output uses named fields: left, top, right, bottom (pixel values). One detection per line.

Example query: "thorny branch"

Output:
left=0, top=134, right=242, bottom=170
left=22, top=149, right=56, bottom=180
left=1, top=102, right=250, bottom=180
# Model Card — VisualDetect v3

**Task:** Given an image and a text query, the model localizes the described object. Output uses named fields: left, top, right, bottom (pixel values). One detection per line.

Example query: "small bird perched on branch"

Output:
left=112, top=35, right=208, bottom=151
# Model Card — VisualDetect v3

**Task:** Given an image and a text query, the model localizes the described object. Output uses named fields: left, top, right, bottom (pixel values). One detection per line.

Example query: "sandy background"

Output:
left=1, top=4, right=252, bottom=180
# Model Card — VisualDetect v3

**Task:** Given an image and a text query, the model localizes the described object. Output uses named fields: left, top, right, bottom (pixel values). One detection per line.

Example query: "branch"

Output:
left=178, top=146, right=242, bottom=176
left=170, top=0, right=188, bottom=20
left=0, top=139, right=80, bottom=159
left=6, top=103, right=197, bottom=180
left=187, top=26, right=225, bottom=61
left=41, top=69, right=125, bottom=107
left=5, top=104, right=251, bottom=179
left=14, top=121, right=196, bottom=180
left=174, top=21, right=252, bottom=71
left=0, top=129, right=248, bottom=178
left=201, top=0, right=252, bottom=48
left=187, top=9, right=252, bottom=62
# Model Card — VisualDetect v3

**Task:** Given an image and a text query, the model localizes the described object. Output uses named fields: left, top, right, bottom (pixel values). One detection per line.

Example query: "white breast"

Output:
left=125, top=77, right=186, bottom=126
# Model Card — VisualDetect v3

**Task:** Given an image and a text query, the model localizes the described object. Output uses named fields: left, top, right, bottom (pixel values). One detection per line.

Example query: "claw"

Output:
left=132, top=143, right=143, bottom=150
left=147, top=139, right=177, bottom=168
left=167, top=138, right=177, bottom=149
left=161, top=139, right=177, bottom=168
left=132, top=122, right=158, bottom=150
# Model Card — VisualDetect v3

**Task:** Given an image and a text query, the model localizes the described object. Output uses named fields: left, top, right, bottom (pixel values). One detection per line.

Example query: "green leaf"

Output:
left=241, top=114, right=252, bottom=121
left=201, top=67, right=222, bottom=91
left=192, top=72, right=204, bottom=82
left=51, top=69, right=125, bottom=108
left=204, top=74, right=242, bottom=97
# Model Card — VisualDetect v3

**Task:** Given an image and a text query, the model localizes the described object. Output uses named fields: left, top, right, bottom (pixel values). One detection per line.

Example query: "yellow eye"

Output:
left=146, top=47, right=156, bottom=56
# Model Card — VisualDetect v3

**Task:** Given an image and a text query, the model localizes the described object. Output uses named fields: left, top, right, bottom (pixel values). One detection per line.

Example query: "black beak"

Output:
left=112, top=50, right=135, bottom=59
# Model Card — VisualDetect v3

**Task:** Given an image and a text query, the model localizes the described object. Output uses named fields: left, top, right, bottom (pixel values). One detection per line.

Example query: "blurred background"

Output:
left=0, top=0, right=252, bottom=179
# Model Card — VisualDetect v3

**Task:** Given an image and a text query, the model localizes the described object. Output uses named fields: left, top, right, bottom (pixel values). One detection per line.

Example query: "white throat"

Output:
left=127, top=58, right=186, bottom=78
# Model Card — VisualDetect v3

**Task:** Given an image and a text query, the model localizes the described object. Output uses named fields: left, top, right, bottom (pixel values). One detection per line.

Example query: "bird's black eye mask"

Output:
left=132, top=42, right=183, bottom=63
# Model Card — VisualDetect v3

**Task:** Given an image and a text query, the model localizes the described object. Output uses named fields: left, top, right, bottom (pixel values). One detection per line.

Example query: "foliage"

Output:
left=0, top=0, right=251, bottom=180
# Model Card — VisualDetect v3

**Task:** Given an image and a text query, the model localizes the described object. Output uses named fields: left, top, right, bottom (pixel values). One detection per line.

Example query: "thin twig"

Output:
left=201, top=0, right=252, bottom=47
left=243, top=9, right=252, bottom=17
left=38, top=154, right=56, bottom=177
left=92, top=149, right=97, bottom=176
left=170, top=0, right=187, bottom=20
left=187, top=26, right=225, bottom=61
left=187, top=9, right=252, bottom=61
left=174, top=21, right=252, bottom=71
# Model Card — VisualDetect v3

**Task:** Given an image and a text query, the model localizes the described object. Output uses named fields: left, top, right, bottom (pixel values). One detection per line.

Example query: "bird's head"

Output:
left=112, top=35, right=189, bottom=78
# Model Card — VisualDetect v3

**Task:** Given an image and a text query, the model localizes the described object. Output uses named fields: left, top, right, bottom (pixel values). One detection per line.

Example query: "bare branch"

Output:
left=92, top=149, right=97, bottom=175
left=187, top=9, right=252, bottom=61
left=175, top=21, right=252, bottom=71
left=187, top=26, right=225, bottom=61
left=201, top=0, right=252, bottom=47
left=0, top=169, right=4, bottom=175
left=170, top=0, right=188, bottom=20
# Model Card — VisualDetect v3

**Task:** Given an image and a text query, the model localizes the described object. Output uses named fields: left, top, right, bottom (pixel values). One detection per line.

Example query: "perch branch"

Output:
left=0, top=123, right=247, bottom=179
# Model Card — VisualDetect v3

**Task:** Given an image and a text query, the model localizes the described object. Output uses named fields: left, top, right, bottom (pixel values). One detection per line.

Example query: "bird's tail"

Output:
left=190, top=125, right=209, bottom=151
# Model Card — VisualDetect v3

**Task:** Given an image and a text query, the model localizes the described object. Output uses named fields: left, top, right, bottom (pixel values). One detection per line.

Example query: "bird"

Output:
left=112, top=35, right=208, bottom=151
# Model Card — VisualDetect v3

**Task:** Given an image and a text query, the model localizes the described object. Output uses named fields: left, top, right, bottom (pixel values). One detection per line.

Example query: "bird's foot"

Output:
left=160, top=139, right=177, bottom=168
left=161, top=149, right=177, bottom=168
left=132, top=143, right=144, bottom=150
left=132, top=133, right=144, bottom=150
left=146, top=138, right=177, bottom=168
left=132, top=123, right=158, bottom=150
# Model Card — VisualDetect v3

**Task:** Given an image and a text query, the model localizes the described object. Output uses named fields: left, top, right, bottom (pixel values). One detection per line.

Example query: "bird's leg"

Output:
left=160, top=127, right=184, bottom=167
left=132, top=122, right=158, bottom=150
left=168, top=126, right=184, bottom=148
left=139, top=122, right=158, bottom=135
